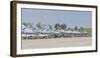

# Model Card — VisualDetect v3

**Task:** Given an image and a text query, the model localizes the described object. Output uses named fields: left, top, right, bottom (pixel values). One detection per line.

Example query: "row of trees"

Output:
left=54, top=24, right=67, bottom=30
left=22, top=22, right=92, bottom=33
left=22, top=22, right=67, bottom=30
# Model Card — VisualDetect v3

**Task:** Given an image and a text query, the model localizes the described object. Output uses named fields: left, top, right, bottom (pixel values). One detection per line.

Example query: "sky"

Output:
left=21, top=8, right=92, bottom=28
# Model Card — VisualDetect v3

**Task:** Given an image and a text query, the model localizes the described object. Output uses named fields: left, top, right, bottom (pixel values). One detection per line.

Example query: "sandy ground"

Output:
left=22, top=37, right=92, bottom=49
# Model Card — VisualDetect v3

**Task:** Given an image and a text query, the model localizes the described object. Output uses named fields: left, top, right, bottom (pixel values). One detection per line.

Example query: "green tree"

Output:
left=54, top=23, right=61, bottom=30
left=74, top=26, right=78, bottom=31
left=36, top=22, right=43, bottom=30
left=28, top=23, right=33, bottom=28
left=86, top=28, right=92, bottom=33
left=60, top=24, right=67, bottom=30
left=22, top=22, right=28, bottom=27
left=22, top=22, right=33, bottom=28
left=79, top=27, right=84, bottom=32
left=42, top=24, right=47, bottom=30
left=48, top=25, right=53, bottom=30
left=32, top=24, right=36, bottom=30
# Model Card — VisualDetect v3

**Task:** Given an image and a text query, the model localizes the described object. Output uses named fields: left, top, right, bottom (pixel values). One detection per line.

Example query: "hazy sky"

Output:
left=21, top=8, right=92, bottom=27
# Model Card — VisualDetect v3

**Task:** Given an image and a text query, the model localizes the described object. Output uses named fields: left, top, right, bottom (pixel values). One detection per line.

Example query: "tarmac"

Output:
left=22, top=37, right=92, bottom=49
